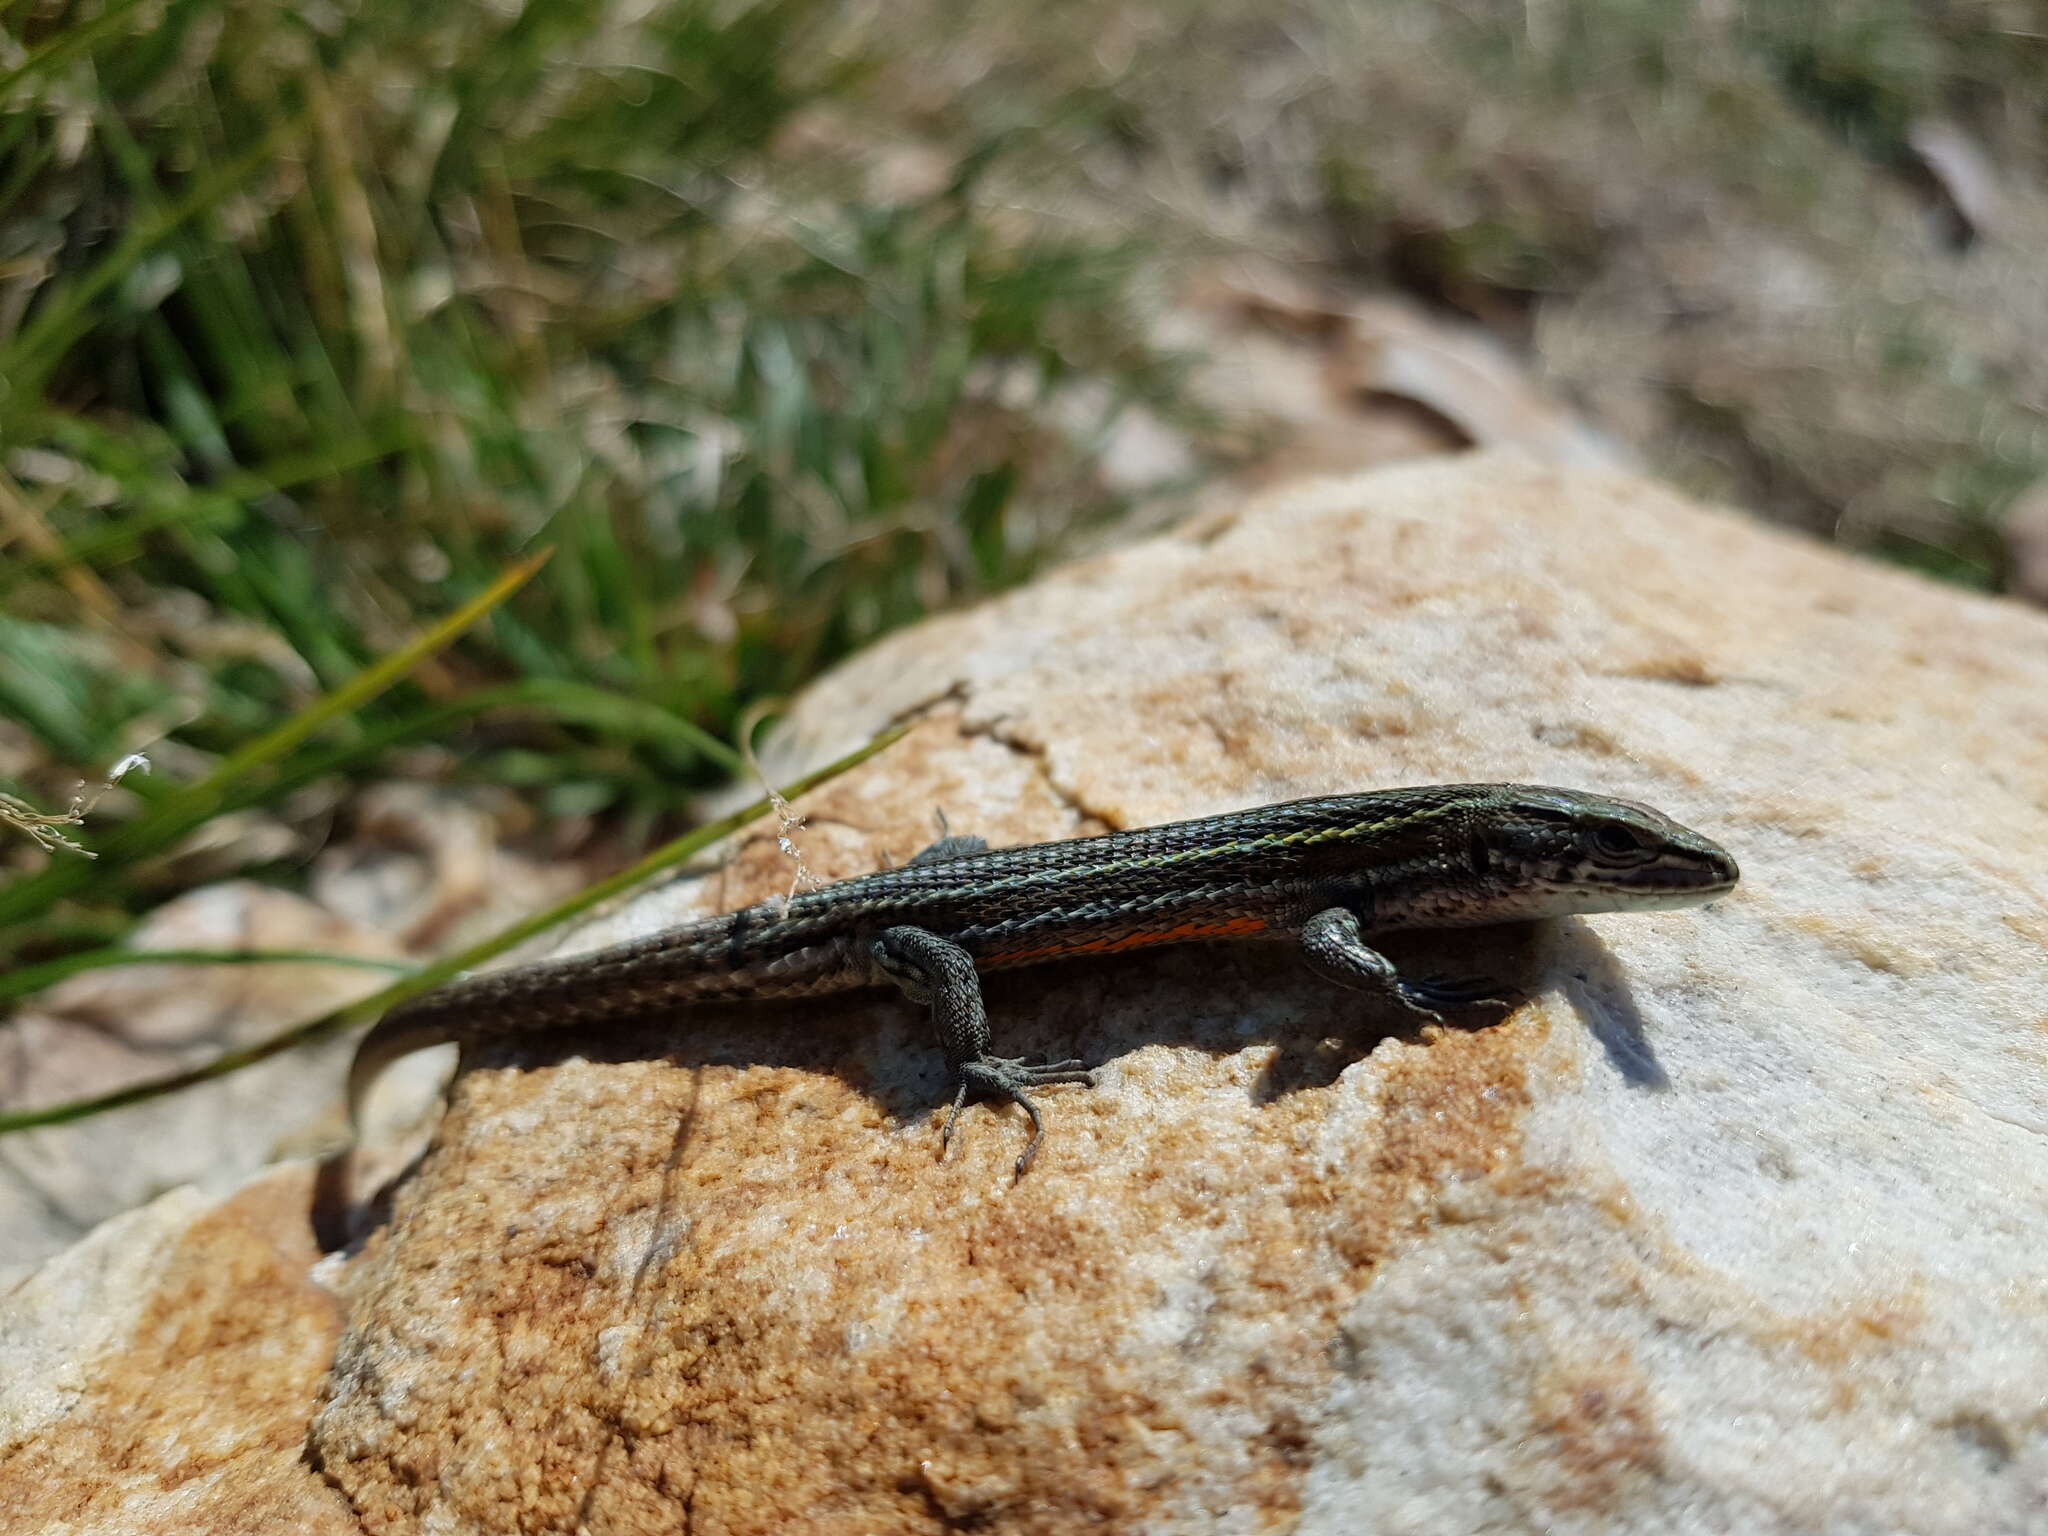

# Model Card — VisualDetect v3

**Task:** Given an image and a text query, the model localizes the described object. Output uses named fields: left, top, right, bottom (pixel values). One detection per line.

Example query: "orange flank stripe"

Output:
left=986, top=914, right=1270, bottom=967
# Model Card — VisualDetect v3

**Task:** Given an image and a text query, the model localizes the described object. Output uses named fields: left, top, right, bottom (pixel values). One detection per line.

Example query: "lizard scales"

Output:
left=349, top=783, right=1738, bottom=1172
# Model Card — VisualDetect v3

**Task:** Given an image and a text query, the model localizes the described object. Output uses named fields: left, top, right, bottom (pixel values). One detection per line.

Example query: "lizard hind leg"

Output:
left=871, top=924, right=1097, bottom=1175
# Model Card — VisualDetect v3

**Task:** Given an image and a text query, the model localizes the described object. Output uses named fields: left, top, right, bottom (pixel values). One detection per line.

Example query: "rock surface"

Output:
left=10, top=454, right=2048, bottom=1533
left=0, top=1164, right=353, bottom=1535
left=315, top=455, right=2048, bottom=1533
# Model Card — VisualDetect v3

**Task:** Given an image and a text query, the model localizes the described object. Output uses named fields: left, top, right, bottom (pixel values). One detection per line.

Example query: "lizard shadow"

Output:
left=312, top=1139, right=424, bottom=1255
left=561, top=914, right=1667, bottom=1114
left=976, top=915, right=1669, bottom=1103
left=1228, top=919, right=1670, bottom=1102
left=320, top=916, right=1669, bottom=1246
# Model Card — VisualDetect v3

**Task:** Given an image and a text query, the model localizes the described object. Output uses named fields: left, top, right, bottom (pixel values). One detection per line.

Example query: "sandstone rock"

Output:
left=304, top=455, right=2048, bottom=1534
left=8, top=455, right=2044, bottom=1533
left=0, top=1165, right=353, bottom=1535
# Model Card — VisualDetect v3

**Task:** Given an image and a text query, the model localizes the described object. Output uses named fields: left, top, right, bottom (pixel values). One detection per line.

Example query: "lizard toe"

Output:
left=942, top=1054, right=1099, bottom=1173
left=1407, top=974, right=1514, bottom=1010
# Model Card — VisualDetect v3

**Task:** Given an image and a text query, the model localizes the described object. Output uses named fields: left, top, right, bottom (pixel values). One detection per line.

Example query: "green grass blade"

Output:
left=163, top=547, right=555, bottom=802
left=174, top=677, right=745, bottom=830
left=0, top=111, right=307, bottom=392
left=0, top=547, right=555, bottom=927
left=0, top=720, right=907, bottom=1135
left=0, top=0, right=152, bottom=98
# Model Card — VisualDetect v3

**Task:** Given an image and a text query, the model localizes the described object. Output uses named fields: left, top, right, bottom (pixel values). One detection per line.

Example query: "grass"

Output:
left=0, top=720, right=909, bottom=1135
left=0, top=0, right=1197, bottom=991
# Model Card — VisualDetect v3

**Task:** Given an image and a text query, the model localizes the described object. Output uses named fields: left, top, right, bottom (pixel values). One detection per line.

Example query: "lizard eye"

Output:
left=1586, top=821, right=1653, bottom=862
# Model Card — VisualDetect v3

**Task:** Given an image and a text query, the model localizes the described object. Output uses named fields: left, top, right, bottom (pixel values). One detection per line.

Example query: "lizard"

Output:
left=347, top=783, right=1738, bottom=1174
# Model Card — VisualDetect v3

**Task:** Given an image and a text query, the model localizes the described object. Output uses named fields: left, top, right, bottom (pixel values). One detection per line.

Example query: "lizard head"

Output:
left=1464, top=786, right=1739, bottom=917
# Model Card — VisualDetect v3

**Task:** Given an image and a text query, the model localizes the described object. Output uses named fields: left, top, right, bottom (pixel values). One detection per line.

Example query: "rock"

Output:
left=1160, top=263, right=1625, bottom=496
left=0, top=1165, right=353, bottom=1533
left=13, top=454, right=2048, bottom=1533
left=0, top=884, right=401, bottom=1271
left=310, top=455, right=2048, bottom=1533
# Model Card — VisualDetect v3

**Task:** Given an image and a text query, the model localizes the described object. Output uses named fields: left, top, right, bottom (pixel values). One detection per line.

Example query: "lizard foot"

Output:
left=1394, top=974, right=1515, bottom=1019
left=941, top=1055, right=1098, bottom=1176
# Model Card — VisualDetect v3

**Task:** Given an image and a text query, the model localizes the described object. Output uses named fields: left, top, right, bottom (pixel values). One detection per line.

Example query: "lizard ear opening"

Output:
left=1467, top=831, right=1491, bottom=874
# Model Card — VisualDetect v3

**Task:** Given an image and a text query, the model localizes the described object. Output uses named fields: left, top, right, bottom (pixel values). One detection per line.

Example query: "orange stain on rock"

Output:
left=313, top=987, right=1549, bottom=1534
left=0, top=1168, right=354, bottom=1535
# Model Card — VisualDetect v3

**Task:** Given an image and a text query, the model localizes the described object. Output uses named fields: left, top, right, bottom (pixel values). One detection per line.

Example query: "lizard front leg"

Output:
left=1297, top=906, right=1511, bottom=1021
left=870, top=925, right=1095, bottom=1174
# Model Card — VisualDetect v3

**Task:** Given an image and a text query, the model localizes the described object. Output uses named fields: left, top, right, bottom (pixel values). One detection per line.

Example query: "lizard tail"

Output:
left=346, top=998, right=469, bottom=1138
left=344, top=955, right=633, bottom=1134
left=325, top=999, right=469, bottom=1250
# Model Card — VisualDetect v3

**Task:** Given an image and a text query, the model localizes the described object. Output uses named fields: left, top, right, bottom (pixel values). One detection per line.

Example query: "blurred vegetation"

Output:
left=0, top=0, right=1194, bottom=955
left=5, top=0, right=2046, bottom=972
left=1044, top=0, right=2048, bottom=585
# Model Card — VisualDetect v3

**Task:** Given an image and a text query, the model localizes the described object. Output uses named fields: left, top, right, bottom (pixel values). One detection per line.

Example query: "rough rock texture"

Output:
left=10, top=455, right=2044, bottom=1533
left=0, top=1164, right=353, bottom=1535
left=309, top=455, right=2048, bottom=1534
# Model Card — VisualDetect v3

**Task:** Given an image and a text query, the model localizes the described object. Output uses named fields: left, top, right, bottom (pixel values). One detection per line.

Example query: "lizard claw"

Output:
left=1398, top=974, right=1513, bottom=1015
left=941, top=1055, right=1098, bottom=1174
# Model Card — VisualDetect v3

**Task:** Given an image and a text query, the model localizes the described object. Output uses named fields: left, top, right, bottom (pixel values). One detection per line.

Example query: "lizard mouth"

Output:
left=1544, top=846, right=1738, bottom=905
left=1595, top=851, right=1739, bottom=902
left=1676, top=847, right=1740, bottom=889
left=1631, top=840, right=1738, bottom=885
